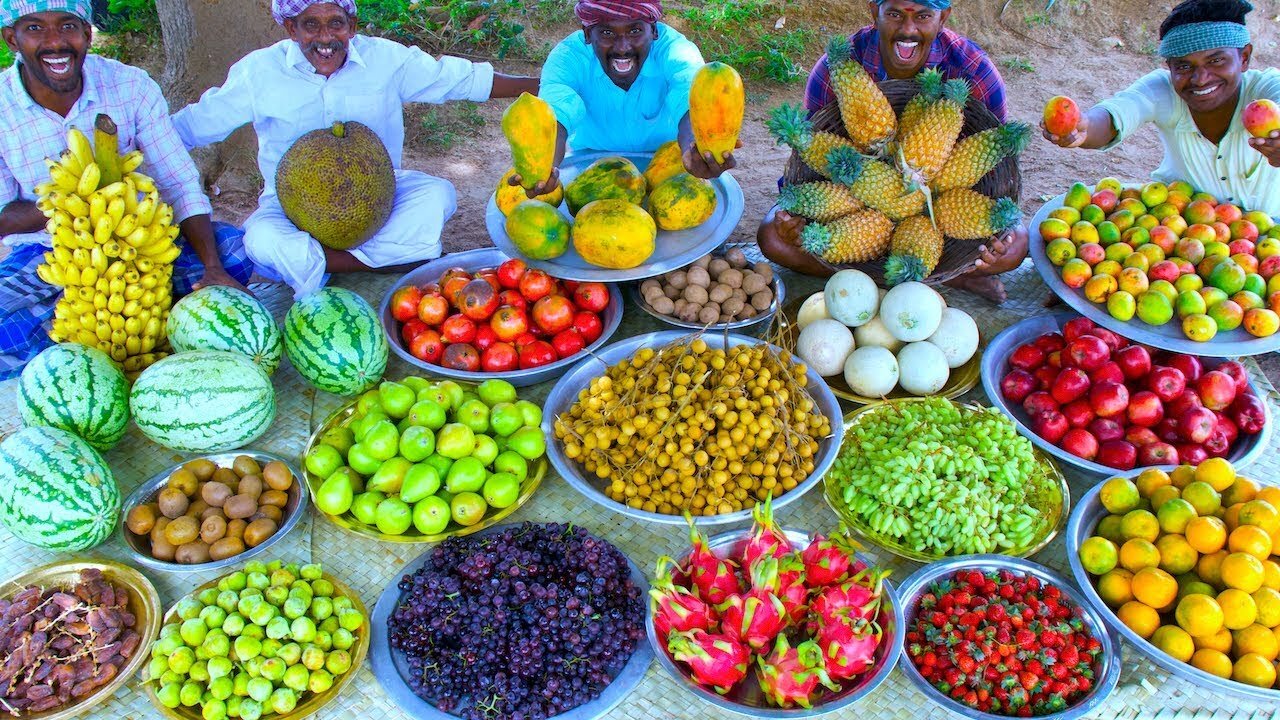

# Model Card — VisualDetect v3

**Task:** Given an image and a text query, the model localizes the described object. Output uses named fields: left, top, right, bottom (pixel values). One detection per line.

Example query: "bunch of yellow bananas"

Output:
left=34, top=114, right=179, bottom=371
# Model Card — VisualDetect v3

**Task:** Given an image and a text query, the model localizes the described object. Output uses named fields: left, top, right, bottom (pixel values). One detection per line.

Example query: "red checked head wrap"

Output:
left=574, top=0, right=663, bottom=27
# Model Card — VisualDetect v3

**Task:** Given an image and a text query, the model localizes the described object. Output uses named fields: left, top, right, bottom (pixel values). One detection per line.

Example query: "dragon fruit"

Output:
left=718, top=589, right=789, bottom=652
left=685, top=514, right=743, bottom=605
left=650, top=556, right=717, bottom=639
left=808, top=567, right=889, bottom=630
left=667, top=630, right=751, bottom=694
left=813, top=615, right=882, bottom=681
left=757, top=635, right=841, bottom=709
left=740, top=494, right=792, bottom=572
left=801, top=531, right=863, bottom=587
left=750, top=555, right=810, bottom=626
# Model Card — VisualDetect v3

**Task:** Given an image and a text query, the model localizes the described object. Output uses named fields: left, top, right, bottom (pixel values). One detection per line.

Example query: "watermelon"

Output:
left=0, top=426, right=119, bottom=551
left=284, top=287, right=387, bottom=395
left=130, top=350, right=276, bottom=452
left=167, top=286, right=284, bottom=375
left=18, top=344, right=130, bottom=451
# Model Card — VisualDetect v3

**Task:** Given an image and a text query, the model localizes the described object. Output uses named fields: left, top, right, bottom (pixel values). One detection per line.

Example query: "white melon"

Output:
left=897, top=341, right=951, bottom=395
left=844, top=346, right=898, bottom=397
left=853, top=315, right=903, bottom=353
left=927, top=308, right=980, bottom=368
left=879, top=282, right=944, bottom=342
left=796, top=319, right=855, bottom=377
left=796, top=292, right=830, bottom=330
left=823, top=270, right=879, bottom=327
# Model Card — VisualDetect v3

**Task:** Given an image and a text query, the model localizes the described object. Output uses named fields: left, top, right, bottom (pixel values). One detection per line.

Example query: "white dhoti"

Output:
left=244, top=169, right=457, bottom=298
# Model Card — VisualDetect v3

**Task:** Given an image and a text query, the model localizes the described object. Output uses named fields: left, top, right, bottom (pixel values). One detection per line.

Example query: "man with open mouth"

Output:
left=1042, top=0, right=1280, bottom=215
left=756, top=0, right=1028, bottom=303
left=0, top=0, right=252, bottom=379
left=171, top=0, right=538, bottom=298
left=514, top=0, right=736, bottom=197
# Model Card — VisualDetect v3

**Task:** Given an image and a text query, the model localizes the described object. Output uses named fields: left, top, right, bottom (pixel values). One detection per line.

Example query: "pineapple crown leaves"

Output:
left=766, top=104, right=813, bottom=150
left=999, top=121, right=1033, bottom=157
left=825, top=35, right=855, bottom=68
left=884, top=254, right=928, bottom=286
left=991, top=197, right=1023, bottom=233
left=776, top=184, right=803, bottom=212
left=825, top=145, right=866, bottom=186
left=941, top=77, right=971, bottom=108
left=916, top=68, right=944, bottom=101
left=800, top=222, right=834, bottom=256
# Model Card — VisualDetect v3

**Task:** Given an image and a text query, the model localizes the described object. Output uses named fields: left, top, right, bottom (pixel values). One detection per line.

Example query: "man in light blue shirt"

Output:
left=172, top=0, right=538, bottom=297
left=514, top=0, right=736, bottom=196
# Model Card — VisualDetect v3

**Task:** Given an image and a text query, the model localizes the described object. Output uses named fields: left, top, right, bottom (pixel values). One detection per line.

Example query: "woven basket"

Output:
left=782, top=78, right=1023, bottom=286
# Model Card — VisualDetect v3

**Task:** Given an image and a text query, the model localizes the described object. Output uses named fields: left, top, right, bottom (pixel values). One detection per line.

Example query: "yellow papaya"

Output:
left=502, top=93, right=558, bottom=191
left=643, top=140, right=685, bottom=188
left=505, top=199, right=570, bottom=260
left=565, top=157, right=646, bottom=215
left=689, top=62, right=745, bottom=164
left=495, top=168, right=564, bottom=216
left=572, top=200, right=656, bottom=269
left=649, top=173, right=717, bottom=231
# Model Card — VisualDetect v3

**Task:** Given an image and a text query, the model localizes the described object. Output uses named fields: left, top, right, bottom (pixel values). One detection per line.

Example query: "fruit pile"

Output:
left=905, top=567, right=1106, bottom=716
left=827, top=397, right=1058, bottom=556
left=388, top=258, right=610, bottom=373
left=1077, top=459, right=1280, bottom=690
left=0, top=568, right=143, bottom=714
left=124, top=455, right=297, bottom=565
left=792, top=271, right=978, bottom=396
left=656, top=508, right=891, bottom=708
left=307, top=377, right=546, bottom=537
left=147, top=561, right=363, bottom=720
left=1039, top=178, right=1280, bottom=341
left=768, top=40, right=1027, bottom=284
left=35, top=115, right=183, bottom=375
left=999, top=316, right=1267, bottom=469
left=551, top=334, right=831, bottom=517
left=639, top=248, right=777, bottom=325
left=387, top=522, right=644, bottom=719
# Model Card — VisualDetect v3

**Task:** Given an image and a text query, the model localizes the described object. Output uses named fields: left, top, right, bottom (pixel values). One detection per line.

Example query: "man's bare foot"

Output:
left=945, top=273, right=1008, bottom=303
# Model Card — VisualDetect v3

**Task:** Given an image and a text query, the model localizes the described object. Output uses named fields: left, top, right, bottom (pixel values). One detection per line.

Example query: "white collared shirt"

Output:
left=172, top=35, right=495, bottom=196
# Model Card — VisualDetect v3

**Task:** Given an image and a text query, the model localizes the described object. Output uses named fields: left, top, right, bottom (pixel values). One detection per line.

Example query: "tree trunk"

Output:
left=153, top=0, right=194, bottom=101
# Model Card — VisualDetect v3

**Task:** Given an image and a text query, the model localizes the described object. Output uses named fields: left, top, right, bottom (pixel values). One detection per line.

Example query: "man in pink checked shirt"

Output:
left=0, top=0, right=254, bottom=379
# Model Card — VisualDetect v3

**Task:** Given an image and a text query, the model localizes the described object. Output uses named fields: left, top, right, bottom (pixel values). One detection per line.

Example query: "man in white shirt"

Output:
left=172, top=0, right=539, bottom=298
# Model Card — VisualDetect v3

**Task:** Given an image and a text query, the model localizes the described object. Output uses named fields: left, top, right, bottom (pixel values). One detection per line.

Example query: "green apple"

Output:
left=374, top=497, right=413, bottom=535
left=514, top=400, right=542, bottom=427
left=455, top=399, right=490, bottom=434
left=355, top=390, right=383, bottom=417
left=367, top=457, right=412, bottom=494
left=436, top=423, right=476, bottom=459
left=471, top=434, right=499, bottom=466
left=318, top=426, right=355, bottom=455
left=314, top=471, right=354, bottom=515
left=488, top=403, right=522, bottom=437
left=346, top=444, right=382, bottom=476
left=363, top=420, right=401, bottom=461
left=483, top=472, right=519, bottom=509
left=399, top=464, right=441, bottom=504
left=399, top=425, right=435, bottom=462
left=477, top=379, right=517, bottom=407
left=445, top=456, right=487, bottom=493
left=349, top=492, right=385, bottom=526
left=450, top=492, right=487, bottom=526
left=412, top=496, right=451, bottom=535
left=378, top=382, right=415, bottom=419
left=507, top=426, right=546, bottom=461
left=305, top=444, right=343, bottom=480
left=407, top=400, right=447, bottom=430
left=493, top=451, right=528, bottom=483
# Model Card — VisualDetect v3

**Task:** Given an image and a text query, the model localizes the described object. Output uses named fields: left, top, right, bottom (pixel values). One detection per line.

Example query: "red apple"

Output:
left=1033, top=332, right=1066, bottom=354
left=480, top=342, right=519, bottom=372
left=490, top=306, right=529, bottom=343
left=1126, top=426, right=1160, bottom=447
left=572, top=282, right=610, bottom=313
left=417, top=293, right=450, bottom=326
left=1179, top=406, right=1218, bottom=443
left=400, top=318, right=428, bottom=346
left=1090, top=361, right=1126, bottom=386
left=1204, top=426, right=1232, bottom=457
left=1066, top=335, right=1110, bottom=371
left=1033, top=411, right=1070, bottom=444
left=1156, top=417, right=1181, bottom=443
left=1051, top=368, right=1091, bottom=405
left=409, top=329, right=444, bottom=364
left=1166, top=354, right=1203, bottom=383
left=1147, top=366, right=1187, bottom=402
left=1214, top=360, right=1251, bottom=394
left=1179, top=443, right=1210, bottom=465
left=1228, top=393, right=1267, bottom=434
left=1045, top=351, right=1063, bottom=370
left=473, top=324, right=498, bottom=352
left=440, top=314, right=477, bottom=345
left=1090, top=381, right=1130, bottom=418
left=1010, top=343, right=1046, bottom=371
left=1127, top=391, right=1164, bottom=427
left=1197, top=370, right=1238, bottom=410
left=550, top=328, right=586, bottom=359
left=518, top=269, right=556, bottom=303
left=531, top=295, right=576, bottom=335
left=442, top=343, right=481, bottom=372
left=1023, top=391, right=1060, bottom=418
left=1001, top=370, right=1038, bottom=403
left=1097, top=440, right=1137, bottom=470
left=1063, top=399, right=1096, bottom=428
left=1089, top=418, right=1125, bottom=443
left=1062, top=429, right=1100, bottom=460
left=572, top=311, right=604, bottom=345
left=1167, top=388, right=1203, bottom=418
left=1089, top=328, right=1126, bottom=354
left=1148, top=261, right=1180, bottom=283
left=496, top=258, right=527, bottom=289
left=1115, top=346, right=1153, bottom=381
left=1033, top=366, right=1059, bottom=391
left=517, top=340, right=557, bottom=369
left=390, top=286, right=423, bottom=323
left=1138, top=442, right=1179, bottom=466
left=1215, top=413, right=1240, bottom=445
left=1243, top=98, right=1280, bottom=138
left=1063, top=317, right=1096, bottom=342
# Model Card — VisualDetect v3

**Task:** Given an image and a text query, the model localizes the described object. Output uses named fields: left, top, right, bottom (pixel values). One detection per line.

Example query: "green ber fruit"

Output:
left=378, top=381, right=415, bottom=419
left=356, top=390, right=383, bottom=416
left=399, top=425, right=435, bottom=462
left=493, top=451, right=528, bottom=483
left=366, top=456, right=412, bottom=494
left=450, top=492, right=487, bottom=527
left=18, top=344, right=129, bottom=451
left=167, top=285, right=284, bottom=375
left=436, top=423, right=475, bottom=459
left=283, top=287, right=388, bottom=396
left=315, top=470, right=355, bottom=516
left=507, top=426, right=547, bottom=460
left=283, top=664, right=310, bottom=692
left=489, top=403, right=523, bottom=437
left=305, top=444, right=343, bottom=480
left=129, top=350, right=275, bottom=453
left=157, top=682, right=182, bottom=709
left=437, top=381, right=465, bottom=410
left=412, top=496, right=451, bottom=535
left=270, top=687, right=298, bottom=715
left=309, top=668, right=335, bottom=693
left=319, top=426, right=355, bottom=455
left=407, top=400, right=447, bottom=429
left=347, top=443, right=381, bottom=476
left=415, top=386, right=451, bottom=411
left=0, top=426, right=119, bottom=551
left=247, top=676, right=273, bottom=703
left=483, top=472, right=520, bottom=509
left=399, top=464, right=441, bottom=504
left=514, top=400, right=543, bottom=427
left=375, top=497, right=413, bottom=534
left=423, top=454, right=453, bottom=479
left=363, top=420, right=400, bottom=461
left=471, top=435, right=499, bottom=467
left=350, top=491, right=385, bottom=525
left=446, top=456, right=487, bottom=493
left=477, top=379, right=518, bottom=406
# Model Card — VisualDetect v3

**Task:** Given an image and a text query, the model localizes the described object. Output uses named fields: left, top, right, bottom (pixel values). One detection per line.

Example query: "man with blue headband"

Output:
left=1043, top=0, right=1280, bottom=213
left=0, top=0, right=252, bottom=378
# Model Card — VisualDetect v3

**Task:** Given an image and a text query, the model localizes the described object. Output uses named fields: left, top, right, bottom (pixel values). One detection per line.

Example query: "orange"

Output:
left=1152, top=625, right=1196, bottom=662
left=1186, top=516, right=1229, bottom=554
left=1219, top=588, right=1259, bottom=629
left=1191, top=648, right=1233, bottom=678
left=1263, top=560, right=1280, bottom=591
left=1096, top=569, right=1135, bottom=607
left=1158, top=498, right=1197, bottom=534
left=1195, top=627, right=1234, bottom=653
left=1253, top=588, right=1280, bottom=628
left=1232, top=653, right=1277, bottom=688
left=1229, top=525, right=1274, bottom=561
left=1198, top=550, right=1230, bottom=589
left=1101, top=476, right=1142, bottom=513
left=1120, top=538, right=1162, bottom=572
left=1176, top=593, right=1225, bottom=637
left=1195, top=457, right=1237, bottom=492
left=1182, top=481, right=1223, bottom=516
left=1170, top=464, right=1197, bottom=489
left=1150, top=486, right=1183, bottom=511
left=1133, top=567, right=1179, bottom=609
left=1238, top=499, right=1280, bottom=537
left=1121, top=509, right=1161, bottom=542
left=1179, top=580, right=1218, bottom=601
left=1095, top=515, right=1126, bottom=544
left=1079, top=536, right=1120, bottom=575
left=1135, top=468, right=1172, bottom=498
left=1225, top=503, right=1245, bottom=531
left=1222, top=552, right=1266, bottom=593
left=1117, top=601, right=1161, bottom=639
left=1234, top=624, right=1280, bottom=660
left=1255, top=487, right=1280, bottom=511
left=1221, top=476, right=1260, bottom=507
left=1156, top=535, right=1200, bottom=575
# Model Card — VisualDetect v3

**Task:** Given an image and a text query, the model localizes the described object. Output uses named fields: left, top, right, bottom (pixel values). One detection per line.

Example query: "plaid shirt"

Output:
left=804, top=26, right=1008, bottom=122
left=0, top=54, right=211, bottom=245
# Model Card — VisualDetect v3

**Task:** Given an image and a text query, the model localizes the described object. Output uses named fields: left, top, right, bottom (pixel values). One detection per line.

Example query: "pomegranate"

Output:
left=416, top=292, right=450, bottom=326
left=441, top=343, right=480, bottom=372
left=473, top=324, right=498, bottom=352
left=496, top=258, right=527, bottom=289
left=498, top=289, right=528, bottom=311
left=518, top=269, right=556, bottom=302
left=390, top=285, right=423, bottom=322
left=480, top=342, right=518, bottom=372
left=409, top=329, right=443, bottom=364
left=440, top=313, right=477, bottom=345
left=573, top=310, right=604, bottom=344
left=550, top=328, right=586, bottom=359
left=490, top=306, right=529, bottom=343
left=400, top=318, right=428, bottom=346
left=517, top=340, right=557, bottom=369
left=457, top=279, right=500, bottom=321
left=531, top=295, right=576, bottom=335
left=572, top=282, right=610, bottom=313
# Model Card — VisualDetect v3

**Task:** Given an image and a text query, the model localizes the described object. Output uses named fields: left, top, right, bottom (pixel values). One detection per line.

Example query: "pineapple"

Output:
left=930, top=121, right=1032, bottom=194
left=827, top=146, right=925, bottom=221
left=935, top=188, right=1022, bottom=240
left=898, top=68, right=943, bottom=138
left=767, top=104, right=859, bottom=179
left=884, top=214, right=945, bottom=285
left=800, top=209, right=893, bottom=264
left=899, top=77, right=970, bottom=182
left=777, top=182, right=863, bottom=222
left=825, top=35, right=896, bottom=153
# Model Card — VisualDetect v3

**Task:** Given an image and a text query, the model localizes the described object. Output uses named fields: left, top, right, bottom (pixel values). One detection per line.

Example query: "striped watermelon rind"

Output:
left=130, top=350, right=277, bottom=452
left=0, top=426, right=120, bottom=551
left=284, top=287, right=388, bottom=396
left=17, top=344, right=130, bottom=451
left=167, top=286, right=284, bottom=375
